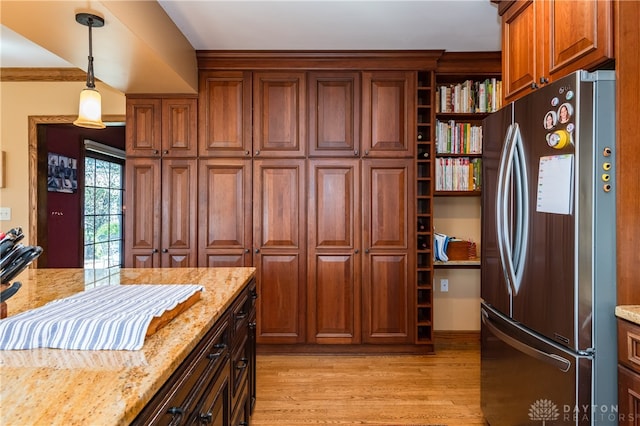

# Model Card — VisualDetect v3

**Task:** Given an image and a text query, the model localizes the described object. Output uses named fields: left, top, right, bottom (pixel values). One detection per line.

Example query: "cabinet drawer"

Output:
left=231, top=330, right=250, bottom=408
left=618, top=319, right=640, bottom=375
left=192, top=357, right=231, bottom=426
left=132, top=318, right=229, bottom=425
left=231, top=379, right=250, bottom=426
left=231, top=291, right=251, bottom=338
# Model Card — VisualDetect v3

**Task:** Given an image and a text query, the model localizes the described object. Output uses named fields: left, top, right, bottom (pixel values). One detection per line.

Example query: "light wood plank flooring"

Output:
left=252, top=341, right=484, bottom=425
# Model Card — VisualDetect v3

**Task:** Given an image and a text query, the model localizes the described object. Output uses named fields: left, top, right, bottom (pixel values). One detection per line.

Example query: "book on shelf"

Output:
left=435, top=120, right=482, bottom=154
left=435, top=157, right=482, bottom=191
left=436, top=78, right=503, bottom=113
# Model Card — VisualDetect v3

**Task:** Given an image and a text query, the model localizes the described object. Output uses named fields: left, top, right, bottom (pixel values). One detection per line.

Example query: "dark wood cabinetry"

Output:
left=198, top=158, right=252, bottom=267
left=617, top=318, right=640, bottom=425
left=253, top=159, right=307, bottom=344
left=198, top=71, right=252, bottom=158
left=125, top=96, right=198, bottom=268
left=126, top=97, right=197, bottom=157
left=362, top=71, right=416, bottom=158
left=132, top=279, right=256, bottom=426
left=501, top=0, right=613, bottom=102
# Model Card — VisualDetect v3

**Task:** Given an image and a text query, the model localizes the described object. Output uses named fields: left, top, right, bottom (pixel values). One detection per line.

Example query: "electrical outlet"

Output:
left=0, top=207, right=10, bottom=221
left=440, top=278, right=449, bottom=292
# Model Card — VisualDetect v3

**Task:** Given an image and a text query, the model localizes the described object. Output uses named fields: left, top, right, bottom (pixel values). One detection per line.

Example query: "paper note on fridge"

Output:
left=536, top=154, right=574, bottom=215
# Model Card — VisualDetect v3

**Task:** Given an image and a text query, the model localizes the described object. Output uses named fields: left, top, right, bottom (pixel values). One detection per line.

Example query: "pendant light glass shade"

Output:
left=73, top=13, right=105, bottom=130
left=73, top=87, right=105, bottom=129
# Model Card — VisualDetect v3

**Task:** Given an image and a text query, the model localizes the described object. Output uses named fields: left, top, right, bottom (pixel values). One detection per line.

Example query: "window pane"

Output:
left=84, top=216, right=95, bottom=244
left=84, top=187, right=95, bottom=215
left=110, top=163, right=121, bottom=187
left=95, top=215, right=109, bottom=242
left=95, top=188, right=110, bottom=215
left=85, top=158, right=95, bottom=186
left=109, top=190, right=121, bottom=215
left=95, top=160, right=110, bottom=188
left=108, top=215, right=121, bottom=242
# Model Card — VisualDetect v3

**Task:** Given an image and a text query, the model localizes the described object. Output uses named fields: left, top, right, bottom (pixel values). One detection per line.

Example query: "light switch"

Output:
left=440, top=278, right=449, bottom=292
left=0, top=207, right=11, bottom=221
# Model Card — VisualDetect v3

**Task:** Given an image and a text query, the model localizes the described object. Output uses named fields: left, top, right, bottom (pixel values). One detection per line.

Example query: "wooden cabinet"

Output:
left=126, top=97, right=197, bottom=157
left=253, top=72, right=306, bottom=158
left=362, top=159, right=414, bottom=344
left=199, top=71, right=252, bottom=158
left=132, top=279, right=256, bottom=426
left=125, top=96, right=198, bottom=268
left=198, top=159, right=252, bottom=267
left=307, top=159, right=362, bottom=344
left=308, top=72, right=361, bottom=157
left=253, top=159, right=307, bottom=344
left=362, top=71, right=416, bottom=158
left=501, top=0, right=613, bottom=102
left=125, top=158, right=198, bottom=267
left=618, top=318, right=640, bottom=425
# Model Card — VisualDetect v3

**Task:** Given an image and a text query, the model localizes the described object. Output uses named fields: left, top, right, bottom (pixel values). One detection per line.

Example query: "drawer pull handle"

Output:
left=236, top=312, right=247, bottom=320
left=167, top=406, right=184, bottom=416
left=239, top=422, right=249, bottom=426
left=249, top=321, right=256, bottom=330
left=199, top=412, right=213, bottom=423
left=236, top=358, right=248, bottom=370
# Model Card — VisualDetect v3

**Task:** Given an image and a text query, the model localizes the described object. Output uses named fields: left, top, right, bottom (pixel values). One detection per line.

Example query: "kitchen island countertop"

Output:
left=0, top=267, right=256, bottom=426
left=615, top=305, right=640, bottom=326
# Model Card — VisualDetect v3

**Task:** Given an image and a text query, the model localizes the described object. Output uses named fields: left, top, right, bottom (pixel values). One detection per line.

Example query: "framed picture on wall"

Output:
left=47, top=152, right=78, bottom=193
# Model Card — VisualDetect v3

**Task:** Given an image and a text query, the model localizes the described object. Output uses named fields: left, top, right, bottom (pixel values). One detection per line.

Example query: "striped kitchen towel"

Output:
left=0, top=284, right=203, bottom=351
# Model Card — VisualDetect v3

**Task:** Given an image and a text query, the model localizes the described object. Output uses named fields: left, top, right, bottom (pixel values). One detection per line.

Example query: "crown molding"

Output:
left=1, top=68, right=88, bottom=82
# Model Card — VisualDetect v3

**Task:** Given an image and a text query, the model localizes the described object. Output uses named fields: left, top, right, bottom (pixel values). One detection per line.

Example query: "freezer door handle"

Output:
left=481, top=308, right=571, bottom=373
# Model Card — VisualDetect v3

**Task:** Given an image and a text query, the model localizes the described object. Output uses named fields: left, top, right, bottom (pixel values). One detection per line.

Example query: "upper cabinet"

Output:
left=501, top=0, right=613, bottom=102
left=198, top=71, right=252, bottom=158
left=361, top=71, right=416, bottom=158
left=126, top=97, right=197, bottom=157
left=253, top=72, right=307, bottom=158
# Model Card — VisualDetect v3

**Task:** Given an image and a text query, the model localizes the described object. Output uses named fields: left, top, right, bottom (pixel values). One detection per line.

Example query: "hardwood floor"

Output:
left=252, top=340, right=485, bottom=425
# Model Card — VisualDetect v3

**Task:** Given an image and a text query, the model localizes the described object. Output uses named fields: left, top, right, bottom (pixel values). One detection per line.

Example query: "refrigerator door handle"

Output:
left=496, top=123, right=517, bottom=298
left=511, top=124, right=529, bottom=291
left=481, top=308, right=571, bottom=373
left=496, top=123, right=529, bottom=297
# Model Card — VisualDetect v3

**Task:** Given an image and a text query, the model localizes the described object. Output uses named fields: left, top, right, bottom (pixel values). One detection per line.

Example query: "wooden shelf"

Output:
left=435, top=190, right=481, bottom=196
left=434, top=259, right=481, bottom=269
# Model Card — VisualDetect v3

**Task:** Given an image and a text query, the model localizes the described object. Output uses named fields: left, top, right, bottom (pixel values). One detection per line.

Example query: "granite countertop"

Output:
left=615, top=305, right=640, bottom=326
left=0, top=267, right=256, bottom=426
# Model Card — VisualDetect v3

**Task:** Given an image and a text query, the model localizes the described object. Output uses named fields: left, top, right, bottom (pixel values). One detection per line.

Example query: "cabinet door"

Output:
left=308, top=72, right=361, bottom=157
left=253, top=159, right=306, bottom=343
left=361, top=71, right=415, bottom=158
left=199, top=71, right=252, bottom=157
left=198, top=159, right=252, bottom=267
left=126, top=98, right=162, bottom=157
left=307, top=159, right=361, bottom=344
left=544, top=0, right=613, bottom=80
left=125, top=158, right=161, bottom=267
left=161, top=159, right=198, bottom=267
left=502, top=0, right=543, bottom=102
left=161, top=98, right=197, bottom=157
left=253, top=72, right=306, bottom=158
left=362, top=159, right=414, bottom=344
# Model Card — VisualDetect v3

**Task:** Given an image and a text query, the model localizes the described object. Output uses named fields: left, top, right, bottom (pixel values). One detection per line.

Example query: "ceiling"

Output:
left=0, top=1, right=501, bottom=92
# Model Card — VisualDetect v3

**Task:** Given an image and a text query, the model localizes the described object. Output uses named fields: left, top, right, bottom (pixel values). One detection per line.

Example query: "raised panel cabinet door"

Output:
left=124, top=158, right=161, bottom=267
left=502, top=0, right=542, bottom=102
left=161, top=98, right=197, bottom=157
left=544, top=0, right=613, bottom=80
left=253, top=159, right=306, bottom=343
left=308, top=72, right=361, bottom=157
left=126, top=98, right=162, bottom=156
left=361, top=71, right=416, bottom=158
left=160, top=159, right=197, bottom=267
left=199, top=71, right=252, bottom=157
left=307, top=159, right=362, bottom=344
left=253, top=72, right=306, bottom=158
left=362, top=159, right=414, bottom=344
left=198, top=159, right=252, bottom=267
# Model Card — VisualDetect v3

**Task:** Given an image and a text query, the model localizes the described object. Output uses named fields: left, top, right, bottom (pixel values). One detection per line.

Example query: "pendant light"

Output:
left=73, top=13, right=106, bottom=129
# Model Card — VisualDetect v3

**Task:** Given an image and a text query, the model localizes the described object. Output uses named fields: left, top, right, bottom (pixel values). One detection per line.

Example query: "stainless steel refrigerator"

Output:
left=481, top=70, right=617, bottom=426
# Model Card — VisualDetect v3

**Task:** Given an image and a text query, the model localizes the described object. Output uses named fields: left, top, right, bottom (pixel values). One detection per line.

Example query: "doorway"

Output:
left=28, top=115, right=126, bottom=267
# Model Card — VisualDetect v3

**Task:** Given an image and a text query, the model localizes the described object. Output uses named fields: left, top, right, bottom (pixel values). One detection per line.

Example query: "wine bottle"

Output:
left=417, top=236, right=429, bottom=250
left=417, top=219, right=428, bottom=231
